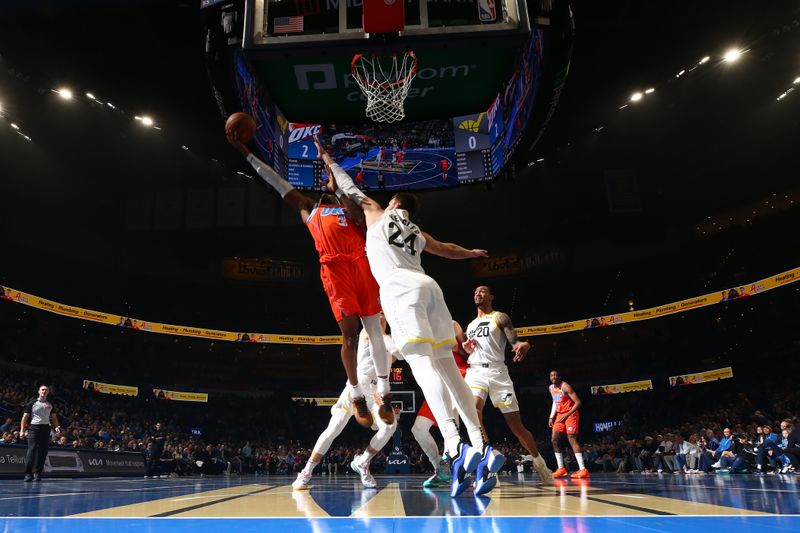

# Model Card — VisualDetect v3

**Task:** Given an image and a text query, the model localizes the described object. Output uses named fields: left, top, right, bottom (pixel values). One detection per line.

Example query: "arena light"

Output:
left=630, top=92, right=643, bottom=103
left=57, top=88, right=73, bottom=100
left=10, top=123, right=19, bottom=130
left=86, top=92, right=96, bottom=100
left=141, top=116, right=154, bottom=127
left=699, top=56, right=710, bottom=65
left=645, top=88, right=655, bottom=94
left=107, top=102, right=115, bottom=109
left=794, top=77, right=800, bottom=85
left=676, top=69, right=686, bottom=78
left=723, top=49, right=742, bottom=63
left=181, top=145, right=189, bottom=150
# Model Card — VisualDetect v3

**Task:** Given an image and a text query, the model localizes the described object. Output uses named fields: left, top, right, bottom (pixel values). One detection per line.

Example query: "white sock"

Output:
left=412, top=416, right=441, bottom=468
left=360, top=449, right=376, bottom=464
left=349, top=382, right=363, bottom=399
left=555, top=453, right=564, bottom=468
left=376, top=376, right=390, bottom=396
left=575, top=452, right=585, bottom=470
left=433, top=353, right=484, bottom=450
left=360, top=314, right=391, bottom=378
left=303, top=459, right=319, bottom=475
left=407, top=356, right=461, bottom=457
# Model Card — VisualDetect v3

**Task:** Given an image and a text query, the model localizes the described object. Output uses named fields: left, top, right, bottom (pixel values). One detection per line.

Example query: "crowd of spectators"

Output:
left=3, top=359, right=798, bottom=479
left=577, top=388, right=800, bottom=475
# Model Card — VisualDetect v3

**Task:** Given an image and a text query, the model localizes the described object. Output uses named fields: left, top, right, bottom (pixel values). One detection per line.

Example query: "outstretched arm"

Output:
left=315, top=137, right=383, bottom=225
left=421, top=231, right=488, bottom=260
left=495, top=312, right=530, bottom=363
left=227, top=131, right=314, bottom=220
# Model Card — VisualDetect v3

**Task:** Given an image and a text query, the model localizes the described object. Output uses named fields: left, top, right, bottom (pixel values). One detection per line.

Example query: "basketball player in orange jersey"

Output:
left=226, top=131, right=393, bottom=428
left=549, top=369, right=589, bottom=478
left=411, top=321, right=469, bottom=489
left=318, top=136, right=504, bottom=498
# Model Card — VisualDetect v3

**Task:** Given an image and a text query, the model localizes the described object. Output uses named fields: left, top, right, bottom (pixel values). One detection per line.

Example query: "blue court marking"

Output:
left=338, top=147, right=457, bottom=190
left=583, top=474, right=800, bottom=515
left=3, top=516, right=800, bottom=533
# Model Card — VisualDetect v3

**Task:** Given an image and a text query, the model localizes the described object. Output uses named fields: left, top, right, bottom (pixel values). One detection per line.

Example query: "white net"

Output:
left=351, top=52, right=418, bottom=123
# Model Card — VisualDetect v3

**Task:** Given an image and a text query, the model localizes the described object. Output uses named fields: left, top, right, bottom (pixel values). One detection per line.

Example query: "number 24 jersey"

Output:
left=366, top=209, right=428, bottom=285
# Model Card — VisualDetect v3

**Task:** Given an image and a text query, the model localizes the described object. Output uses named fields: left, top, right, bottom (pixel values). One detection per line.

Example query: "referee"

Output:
left=20, top=385, right=61, bottom=482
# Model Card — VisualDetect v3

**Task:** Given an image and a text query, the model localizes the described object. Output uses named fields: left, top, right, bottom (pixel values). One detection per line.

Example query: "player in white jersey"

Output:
left=293, top=318, right=399, bottom=490
left=316, top=136, right=503, bottom=497
left=463, top=286, right=553, bottom=485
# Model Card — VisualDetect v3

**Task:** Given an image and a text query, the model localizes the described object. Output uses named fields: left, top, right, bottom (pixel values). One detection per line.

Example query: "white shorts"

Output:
left=465, top=364, right=520, bottom=414
left=379, top=270, right=455, bottom=362
left=331, top=381, right=397, bottom=431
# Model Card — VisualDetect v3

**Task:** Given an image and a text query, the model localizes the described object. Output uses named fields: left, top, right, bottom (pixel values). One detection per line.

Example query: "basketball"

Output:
left=225, top=112, right=257, bottom=143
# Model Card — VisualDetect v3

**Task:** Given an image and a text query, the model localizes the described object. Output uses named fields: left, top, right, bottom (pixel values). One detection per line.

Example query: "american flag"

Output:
left=274, top=16, right=304, bottom=34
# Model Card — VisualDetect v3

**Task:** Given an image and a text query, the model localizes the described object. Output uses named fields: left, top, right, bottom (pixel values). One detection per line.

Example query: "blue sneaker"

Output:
left=449, top=442, right=481, bottom=497
left=474, top=445, right=505, bottom=496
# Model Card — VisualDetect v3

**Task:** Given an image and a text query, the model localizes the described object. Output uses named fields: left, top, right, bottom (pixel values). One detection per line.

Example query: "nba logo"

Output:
left=479, top=0, right=496, bottom=22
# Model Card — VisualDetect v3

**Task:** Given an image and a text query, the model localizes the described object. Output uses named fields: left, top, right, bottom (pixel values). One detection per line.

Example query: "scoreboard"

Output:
left=390, top=365, right=406, bottom=386
left=452, top=95, right=505, bottom=183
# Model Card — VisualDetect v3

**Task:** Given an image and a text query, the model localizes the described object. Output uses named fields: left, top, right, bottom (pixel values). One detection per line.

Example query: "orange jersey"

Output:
left=453, top=341, right=469, bottom=376
left=550, top=382, right=576, bottom=415
left=306, top=204, right=366, bottom=263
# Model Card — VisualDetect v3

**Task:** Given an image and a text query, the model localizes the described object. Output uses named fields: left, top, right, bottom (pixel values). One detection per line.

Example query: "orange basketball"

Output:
left=225, top=112, right=257, bottom=143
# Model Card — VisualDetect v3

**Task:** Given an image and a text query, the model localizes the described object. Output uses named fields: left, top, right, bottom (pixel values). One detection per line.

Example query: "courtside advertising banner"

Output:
left=292, top=397, right=338, bottom=407
left=590, top=380, right=653, bottom=395
left=82, top=380, right=138, bottom=397
left=153, top=389, right=209, bottom=403
left=1, top=267, right=798, bottom=345
left=0, top=445, right=145, bottom=478
left=669, top=367, right=734, bottom=387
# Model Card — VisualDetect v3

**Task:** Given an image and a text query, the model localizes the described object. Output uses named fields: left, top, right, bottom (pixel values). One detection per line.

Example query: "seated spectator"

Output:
left=755, top=424, right=780, bottom=473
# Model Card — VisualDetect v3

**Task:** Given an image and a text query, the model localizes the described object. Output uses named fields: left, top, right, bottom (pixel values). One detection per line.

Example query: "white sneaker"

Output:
left=292, top=470, right=312, bottom=490
left=711, top=461, right=721, bottom=469
left=532, top=456, right=553, bottom=486
left=350, top=455, right=377, bottom=488
left=657, top=469, right=663, bottom=474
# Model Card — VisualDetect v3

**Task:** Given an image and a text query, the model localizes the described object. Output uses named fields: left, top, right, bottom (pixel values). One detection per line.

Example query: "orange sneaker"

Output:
left=571, top=468, right=590, bottom=479
left=552, top=467, right=568, bottom=478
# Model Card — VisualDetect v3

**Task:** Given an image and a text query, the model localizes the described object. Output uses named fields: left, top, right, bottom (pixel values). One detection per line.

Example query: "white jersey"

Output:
left=365, top=209, right=427, bottom=286
left=356, top=331, right=400, bottom=385
left=466, top=311, right=508, bottom=365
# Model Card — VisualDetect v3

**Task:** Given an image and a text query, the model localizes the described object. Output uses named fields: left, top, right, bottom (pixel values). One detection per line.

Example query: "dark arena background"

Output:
left=1, top=1, right=799, bottom=532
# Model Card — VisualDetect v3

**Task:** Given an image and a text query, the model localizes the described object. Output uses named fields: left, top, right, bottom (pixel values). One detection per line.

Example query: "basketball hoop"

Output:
left=351, top=52, right=418, bottom=123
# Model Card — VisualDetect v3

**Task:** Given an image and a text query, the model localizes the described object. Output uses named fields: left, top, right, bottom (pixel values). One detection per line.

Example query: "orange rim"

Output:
left=351, top=52, right=418, bottom=89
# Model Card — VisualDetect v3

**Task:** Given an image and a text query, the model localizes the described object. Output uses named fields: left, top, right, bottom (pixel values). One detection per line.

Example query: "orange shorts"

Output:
left=319, top=256, right=381, bottom=323
left=553, top=411, right=580, bottom=435
left=416, top=367, right=467, bottom=427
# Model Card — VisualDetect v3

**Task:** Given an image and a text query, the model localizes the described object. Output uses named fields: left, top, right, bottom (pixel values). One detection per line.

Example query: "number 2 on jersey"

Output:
left=387, top=221, right=417, bottom=255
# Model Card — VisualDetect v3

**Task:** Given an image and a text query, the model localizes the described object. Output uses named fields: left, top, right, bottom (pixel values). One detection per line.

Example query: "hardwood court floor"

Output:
left=0, top=473, right=798, bottom=532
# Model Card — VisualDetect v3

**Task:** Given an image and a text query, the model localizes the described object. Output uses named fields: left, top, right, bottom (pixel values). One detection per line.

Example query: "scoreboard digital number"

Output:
left=453, top=112, right=492, bottom=153
left=452, top=106, right=504, bottom=183
left=390, top=366, right=405, bottom=386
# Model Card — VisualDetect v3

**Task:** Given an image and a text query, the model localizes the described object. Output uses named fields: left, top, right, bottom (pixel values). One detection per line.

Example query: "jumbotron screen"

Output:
left=234, top=29, right=543, bottom=191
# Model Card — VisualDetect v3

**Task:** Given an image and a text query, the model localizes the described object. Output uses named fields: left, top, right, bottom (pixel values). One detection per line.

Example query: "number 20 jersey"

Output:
left=365, top=209, right=427, bottom=285
left=466, top=311, right=508, bottom=365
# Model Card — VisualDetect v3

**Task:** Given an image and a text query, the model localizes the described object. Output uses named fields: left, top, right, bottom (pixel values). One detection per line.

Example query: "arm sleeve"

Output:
left=550, top=402, right=557, bottom=419
left=329, top=163, right=367, bottom=204
left=246, top=153, right=295, bottom=198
